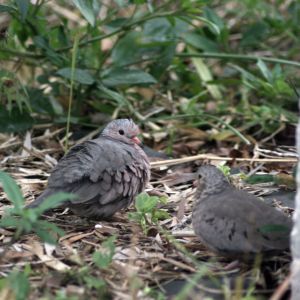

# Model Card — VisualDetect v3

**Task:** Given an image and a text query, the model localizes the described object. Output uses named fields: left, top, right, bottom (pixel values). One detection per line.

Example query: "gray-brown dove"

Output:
left=192, top=165, right=292, bottom=257
left=27, top=119, right=150, bottom=219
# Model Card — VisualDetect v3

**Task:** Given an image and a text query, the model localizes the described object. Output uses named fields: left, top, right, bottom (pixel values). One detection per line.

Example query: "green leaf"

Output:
left=33, top=36, right=65, bottom=65
left=188, top=47, right=222, bottom=100
left=274, top=79, right=293, bottom=96
left=0, top=171, right=24, bottom=211
left=231, top=64, right=259, bottom=83
left=135, top=193, right=159, bottom=213
left=32, top=192, right=78, bottom=214
left=112, top=31, right=142, bottom=66
left=9, top=269, right=30, bottom=300
left=72, top=0, right=100, bottom=26
left=241, top=22, right=269, bottom=47
left=84, top=276, right=106, bottom=290
left=27, top=88, right=55, bottom=115
left=0, top=70, right=31, bottom=114
left=111, top=18, right=184, bottom=70
left=93, top=236, right=116, bottom=269
left=0, top=4, right=16, bottom=13
left=21, top=219, right=34, bottom=233
left=97, top=84, right=126, bottom=105
left=203, top=7, right=225, bottom=33
left=36, top=220, right=65, bottom=242
left=196, top=16, right=221, bottom=36
left=23, top=208, right=39, bottom=223
left=143, top=17, right=188, bottom=42
left=127, top=212, right=143, bottom=222
left=38, top=220, right=65, bottom=236
left=0, top=216, right=22, bottom=228
left=272, top=64, right=283, bottom=79
left=33, top=36, right=51, bottom=50
left=105, top=18, right=128, bottom=30
left=34, top=220, right=65, bottom=244
left=257, top=59, right=272, bottom=82
left=15, top=0, right=30, bottom=21
left=35, top=228, right=58, bottom=244
left=57, top=68, right=95, bottom=85
left=183, top=32, right=218, bottom=52
left=217, top=165, right=231, bottom=177
left=153, top=210, right=170, bottom=221
left=0, top=106, right=34, bottom=133
left=102, top=68, right=157, bottom=87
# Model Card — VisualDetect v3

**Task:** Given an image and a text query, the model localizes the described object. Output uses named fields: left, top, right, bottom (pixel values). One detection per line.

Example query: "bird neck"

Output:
left=134, top=143, right=150, bottom=164
left=195, top=180, right=229, bottom=200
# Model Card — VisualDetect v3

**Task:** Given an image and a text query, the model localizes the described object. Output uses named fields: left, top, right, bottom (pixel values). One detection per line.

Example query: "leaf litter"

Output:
left=0, top=126, right=297, bottom=300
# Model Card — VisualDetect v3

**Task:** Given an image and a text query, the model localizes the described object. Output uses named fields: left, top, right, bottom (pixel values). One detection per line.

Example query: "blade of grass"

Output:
left=176, top=52, right=300, bottom=68
left=64, top=33, right=80, bottom=152
left=188, top=47, right=222, bottom=100
left=3, top=50, right=300, bottom=68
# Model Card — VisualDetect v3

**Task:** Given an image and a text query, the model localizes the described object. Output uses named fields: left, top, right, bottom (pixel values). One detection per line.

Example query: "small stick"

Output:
left=150, top=154, right=298, bottom=168
left=269, top=272, right=291, bottom=300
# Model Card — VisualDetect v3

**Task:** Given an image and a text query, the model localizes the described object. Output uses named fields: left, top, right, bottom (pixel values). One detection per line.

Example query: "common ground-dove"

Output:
left=192, top=165, right=292, bottom=257
left=27, top=119, right=150, bottom=219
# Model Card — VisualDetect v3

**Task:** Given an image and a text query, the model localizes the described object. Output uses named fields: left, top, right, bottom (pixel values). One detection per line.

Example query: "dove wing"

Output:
left=31, top=137, right=149, bottom=207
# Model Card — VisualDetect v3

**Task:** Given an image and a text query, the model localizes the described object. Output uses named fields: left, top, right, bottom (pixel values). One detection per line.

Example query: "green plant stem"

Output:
left=3, top=48, right=300, bottom=70
left=56, top=10, right=180, bottom=53
left=176, top=52, right=300, bottom=68
left=0, top=48, right=44, bottom=59
left=207, top=115, right=251, bottom=145
left=148, top=113, right=251, bottom=145
left=64, top=34, right=79, bottom=152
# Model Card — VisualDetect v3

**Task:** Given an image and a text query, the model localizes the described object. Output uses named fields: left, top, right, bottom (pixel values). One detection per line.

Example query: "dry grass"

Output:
left=0, top=127, right=296, bottom=299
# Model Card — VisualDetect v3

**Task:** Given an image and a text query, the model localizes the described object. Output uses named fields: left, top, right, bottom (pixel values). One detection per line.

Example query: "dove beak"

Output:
left=131, top=136, right=141, bottom=144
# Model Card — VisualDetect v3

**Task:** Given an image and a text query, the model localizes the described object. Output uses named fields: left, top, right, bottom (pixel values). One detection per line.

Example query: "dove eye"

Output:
left=198, top=174, right=203, bottom=179
left=119, top=129, right=125, bottom=135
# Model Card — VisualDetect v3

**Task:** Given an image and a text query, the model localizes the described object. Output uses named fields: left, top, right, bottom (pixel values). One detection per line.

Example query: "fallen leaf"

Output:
left=24, top=242, right=70, bottom=272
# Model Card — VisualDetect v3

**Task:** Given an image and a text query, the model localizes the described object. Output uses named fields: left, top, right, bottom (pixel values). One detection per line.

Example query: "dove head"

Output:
left=196, top=165, right=229, bottom=196
left=102, top=119, right=141, bottom=145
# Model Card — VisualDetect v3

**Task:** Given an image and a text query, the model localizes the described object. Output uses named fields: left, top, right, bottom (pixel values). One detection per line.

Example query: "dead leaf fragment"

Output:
left=24, top=242, right=70, bottom=272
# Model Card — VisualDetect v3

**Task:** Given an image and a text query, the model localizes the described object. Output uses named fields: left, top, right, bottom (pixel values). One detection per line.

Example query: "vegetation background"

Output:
left=1, top=0, right=299, bottom=141
left=0, top=0, right=299, bottom=299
